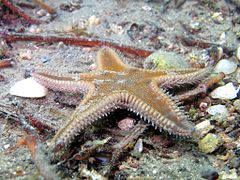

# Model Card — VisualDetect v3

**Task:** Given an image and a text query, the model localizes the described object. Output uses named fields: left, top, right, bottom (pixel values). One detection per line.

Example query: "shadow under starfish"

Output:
left=32, top=47, right=211, bottom=151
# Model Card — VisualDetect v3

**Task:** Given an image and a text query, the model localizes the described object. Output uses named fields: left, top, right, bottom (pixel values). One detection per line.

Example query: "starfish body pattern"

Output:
left=33, top=48, right=210, bottom=150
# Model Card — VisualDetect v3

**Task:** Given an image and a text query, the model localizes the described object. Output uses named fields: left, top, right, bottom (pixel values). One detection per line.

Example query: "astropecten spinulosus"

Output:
left=33, top=47, right=210, bottom=151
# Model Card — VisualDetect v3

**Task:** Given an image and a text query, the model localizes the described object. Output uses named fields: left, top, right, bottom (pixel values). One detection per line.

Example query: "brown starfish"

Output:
left=32, top=47, right=211, bottom=151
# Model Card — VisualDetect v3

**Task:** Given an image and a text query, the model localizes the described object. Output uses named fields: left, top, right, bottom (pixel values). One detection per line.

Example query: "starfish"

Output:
left=32, top=47, right=210, bottom=151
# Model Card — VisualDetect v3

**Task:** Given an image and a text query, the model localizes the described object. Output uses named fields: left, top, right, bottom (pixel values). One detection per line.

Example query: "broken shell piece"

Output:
left=206, top=104, right=229, bottom=118
left=194, top=120, right=214, bottom=138
left=210, top=82, right=240, bottom=100
left=10, top=78, right=48, bottom=98
left=214, top=59, right=237, bottom=74
left=134, top=138, right=143, bottom=153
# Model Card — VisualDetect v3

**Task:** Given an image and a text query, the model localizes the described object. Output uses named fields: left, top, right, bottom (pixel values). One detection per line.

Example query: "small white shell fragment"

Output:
left=194, top=120, right=214, bottom=137
left=214, top=59, right=237, bottom=74
left=206, top=104, right=229, bottom=117
left=10, top=78, right=48, bottom=98
left=210, top=82, right=240, bottom=100
left=134, top=138, right=143, bottom=153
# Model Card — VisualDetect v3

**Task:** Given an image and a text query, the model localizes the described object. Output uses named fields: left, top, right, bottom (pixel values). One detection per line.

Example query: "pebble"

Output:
left=19, top=50, right=32, bottom=60
left=109, top=24, right=124, bottom=35
left=88, top=15, right=100, bottom=26
left=214, top=59, right=237, bottom=74
left=237, top=46, right=240, bottom=61
left=28, top=26, right=42, bottom=34
left=233, top=99, right=240, bottom=112
left=201, top=167, right=219, bottom=180
left=236, top=68, right=240, bottom=84
left=198, top=133, right=222, bottom=153
left=210, top=82, right=240, bottom=100
left=194, top=120, right=214, bottom=138
left=212, top=12, right=224, bottom=23
left=3, top=144, right=10, bottom=149
left=206, top=104, right=229, bottom=118
left=36, top=9, right=47, bottom=17
left=10, top=78, right=48, bottom=98
left=117, top=118, right=135, bottom=131
left=219, top=169, right=238, bottom=179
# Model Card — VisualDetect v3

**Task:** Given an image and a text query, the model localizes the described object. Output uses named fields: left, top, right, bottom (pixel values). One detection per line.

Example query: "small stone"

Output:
left=28, top=26, right=42, bottom=33
left=189, top=21, right=201, bottom=32
left=201, top=167, right=219, bottom=180
left=194, top=120, right=214, bottom=138
left=118, top=118, right=135, bottom=131
left=230, top=157, right=240, bottom=169
left=237, top=46, right=240, bottom=61
left=88, top=15, right=100, bottom=26
left=219, top=169, right=238, bottom=179
left=206, top=104, right=229, bottom=118
left=236, top=68, right=240, bottom=84
left=233, top=99, right=240, bottom=112
left=214, top=59, right=237, bottom=74
left=142, top=5, right=151, bottom=11
left=109, top=24, right=124, bottom=35
left=212, top=12, right=224, bottom=23
left=36, top=9, right=47, bottom=17
left=210, top=82, right=240, bottom=100
left=152, top=169, right=157, bottom=174
left=19, top=50, right=32, bottom=60
left=198, top=133, right=222, bottom=153
left=3, top=144, right=10, bottom=149
left=10, top=78, right=48, bottom=98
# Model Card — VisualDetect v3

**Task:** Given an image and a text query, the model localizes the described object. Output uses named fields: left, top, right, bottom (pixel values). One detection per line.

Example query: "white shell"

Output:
left=206, top=104, right=229, bottom=117
left=210, top=82, right=240, bottom=100
left=10, top=77, right=48, bottom=98
left=214, top=59, right=237, bottom=74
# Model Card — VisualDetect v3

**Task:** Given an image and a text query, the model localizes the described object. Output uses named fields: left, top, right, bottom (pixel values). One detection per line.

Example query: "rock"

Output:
left=219, top=169, right=238, bottom=179
left=214, top=59, right=237, bottom=74
left=198, top=133, right=222, bottom=153
left=233, top=99, right=240, bottom=113
left=88, top=15, right=100, bottom=26
left=201, top=167, right=219, bottom=180
left=212, top=12, right=224, bottom=24
left=210, top=83, right=240, bottom=100
left=10, top=78, right=48, bottom=98
left=19, top=50, right=32, bottom=60
left=206, top=104, right=229, bottom=118
left=194, top=120, right=214, bottom=138
left=143, top=50, right=190, bottom=70
left=236, top=68, right=240, bottom=84
left=117, top=118, right=135, bottom=131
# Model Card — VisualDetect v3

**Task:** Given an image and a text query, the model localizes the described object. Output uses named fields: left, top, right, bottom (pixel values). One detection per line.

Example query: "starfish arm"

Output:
left=154, top=66, right=212, bottom=88
left=32, top=69, right=96, bottom=94
left=49, top=92, right=126, bottom=150
left=96, top=47, right=129, bottom=71
left=129, top=81, right=194, bottom=137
